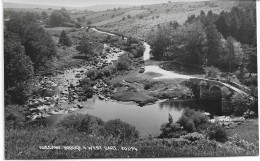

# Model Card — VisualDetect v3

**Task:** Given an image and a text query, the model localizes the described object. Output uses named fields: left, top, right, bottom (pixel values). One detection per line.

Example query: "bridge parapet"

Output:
left=188, top=78, right=251, bottom=114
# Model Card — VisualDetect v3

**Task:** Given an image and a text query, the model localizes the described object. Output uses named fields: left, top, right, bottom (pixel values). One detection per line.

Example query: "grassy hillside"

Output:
left=95, top=1, right=239, bottom=39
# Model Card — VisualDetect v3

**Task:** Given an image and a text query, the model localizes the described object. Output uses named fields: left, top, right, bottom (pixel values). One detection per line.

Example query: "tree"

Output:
left=204, top=21, right=223, bottom=66
left=4, top=31, right=34, bottom=104
left=59, top=30, right=72, bottom=46
left=204, top=66, right=220, bottom=79
left=4, top=31, right=34, bottom=88
left=180, top=22, right=208, bottom=65
left=116, top=55, right=132, bottom=71
left=87, top=21, right=92, bottom=26
left=215, top=12, right=229, bottom=38
left=245, top=46, right=257, bottom=76
left=50, top=8, right=71, bottom=26
left=77, top=36, right=94, bottom=59
left=42, top=11, right=48, bottom=19
left=231, top=93, right=250, bottom=116
left=225, top=36, right=236, bottom=71
left=50, top=10, right=65, bottom=26
left=5, top=12, right=57, bottom=72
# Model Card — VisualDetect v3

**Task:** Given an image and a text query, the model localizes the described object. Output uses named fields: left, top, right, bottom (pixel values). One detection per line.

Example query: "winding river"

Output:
left=43, top=27, right=208, bottom=138
left=59, top=27, right=206, bottom=138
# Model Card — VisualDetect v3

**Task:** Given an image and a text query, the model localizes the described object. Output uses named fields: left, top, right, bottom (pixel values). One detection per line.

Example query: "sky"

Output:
left=3, top=0, right=208, bottom=7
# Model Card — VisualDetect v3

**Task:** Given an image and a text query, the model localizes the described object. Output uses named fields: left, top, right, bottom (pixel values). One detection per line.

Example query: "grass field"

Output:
left=96, top=1, right=239, bottom=39
left=226, top=119, right=259, bottom=144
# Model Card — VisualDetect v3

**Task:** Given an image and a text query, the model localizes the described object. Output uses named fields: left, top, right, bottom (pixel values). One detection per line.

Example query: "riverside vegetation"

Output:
left=4, top=0, right=258, bottom=159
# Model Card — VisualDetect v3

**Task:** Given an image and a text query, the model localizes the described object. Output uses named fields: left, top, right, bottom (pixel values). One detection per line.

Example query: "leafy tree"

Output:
left=231, top=93, right=250, bottom=116
left=148, top=25, right=172, bottom=59
left=4, top=31, right=34, bottom=104
left=179, top=22, right=207, bottom=65
left=204, top=21, right=223, bottom=66
left=215, top=11, right=229, bottom=38
left=42, top=11, right=48, bottom=19
left=245, top=46, right=257, bottom=76
left=87, top=21, right=92, bottom=26
left=116, top=55, right=132, bottom=71
left=4, top=31, right=34, bottom=88
left=225, top=36, right=236, bottom=71
left=75, top=22, right=81, bottom=28
left=23, top=24, right=56, bottom=72
left=5, top=13, right=57, bottom=72
left=50, top=8, right=71, bottom=26
left=169, top=20, right=179, bottom=29
left=77, top=36, right=94, bottom=59
left=204, top=66, right=220, bottom=79
left=59, top=30, right=72, bottom=46
left=50, top=10, right=65, bottom=26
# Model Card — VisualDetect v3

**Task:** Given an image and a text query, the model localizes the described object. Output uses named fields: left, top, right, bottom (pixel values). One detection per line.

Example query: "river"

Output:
left=45, top=28, right=210, bottom=138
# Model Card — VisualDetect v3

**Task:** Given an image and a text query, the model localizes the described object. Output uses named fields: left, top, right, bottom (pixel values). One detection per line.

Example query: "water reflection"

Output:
left=77, top=97, right=218, bottom=138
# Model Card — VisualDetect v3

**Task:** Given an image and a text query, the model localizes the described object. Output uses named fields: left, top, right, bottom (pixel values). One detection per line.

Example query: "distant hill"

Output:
left=3, top=2, right=61, bottom=9
left=3, top=2, right=133, bottom=11
left=83, top=5, right=133, bottom=12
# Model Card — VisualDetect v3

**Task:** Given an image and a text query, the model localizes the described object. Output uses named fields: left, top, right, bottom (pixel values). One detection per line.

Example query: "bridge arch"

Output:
left=209, top=86, right=222, bottom=99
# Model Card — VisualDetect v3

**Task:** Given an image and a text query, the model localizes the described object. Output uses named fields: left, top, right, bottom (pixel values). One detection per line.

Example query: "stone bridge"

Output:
left=189, top=78, right=252, bottom=114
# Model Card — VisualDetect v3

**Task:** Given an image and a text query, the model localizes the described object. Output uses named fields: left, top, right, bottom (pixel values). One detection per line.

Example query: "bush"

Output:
left=82, top=85, right=94, bottom=98
left=79, top=77, right=94, bottom=87
left=75, top=22, right=81, bottom=28
left=57, top=114, right=105, bottom=136
left=204, top=66, right=220, bottom=79
left=116, top=55, right=132, bottom=71
left=178, top=109, right=210, bottom=132
left=180, top=132, right=206, bottom=141
left=231, top=93, right=249, bottom=116
left=207, top=124, right=228, bottom=142
left=59, top=30, right=72, bottom=46
left=104, top=119, right=139, bottom=141
left=96, top=70, right=104, bottom=79
left=86, top=70, right=98, bottom=80
left=160, top=122, right=182, bottom=138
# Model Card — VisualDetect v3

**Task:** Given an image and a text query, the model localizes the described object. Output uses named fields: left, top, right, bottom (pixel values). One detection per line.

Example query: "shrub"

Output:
left=57, top=114, right=105, bottom=136
left=178, top=109, right=210, bottom=132
left=96, top=70, right=104, bottom=79
left=231, top=93, right=249, bottom=116
left=144, top=83, right=152, bottom=90
left=127, top=15, right=131, bottom=19
left=180, top=132, right=206, bottom=141
left=160, top=122, right=182, bottom=138
left=75, top=22, right=81, bottom=28
left=82, top=85, right=94, bottom=98
left=79, top=77, right=94, bottom=87
left=59, top=31, right=72, bottom=46
left=104, top=119, right=139, bottom=141
left=116, top=55, right=132, bottom=71
left=204, top=66, right=220, bottom=79
left=207, top=124, right=228, bottom=142
left=86, top=70, right=98, bottom=80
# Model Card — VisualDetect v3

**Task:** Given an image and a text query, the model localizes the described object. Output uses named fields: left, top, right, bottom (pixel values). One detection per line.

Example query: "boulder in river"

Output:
left=77, top=104, right=84, bottom=109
